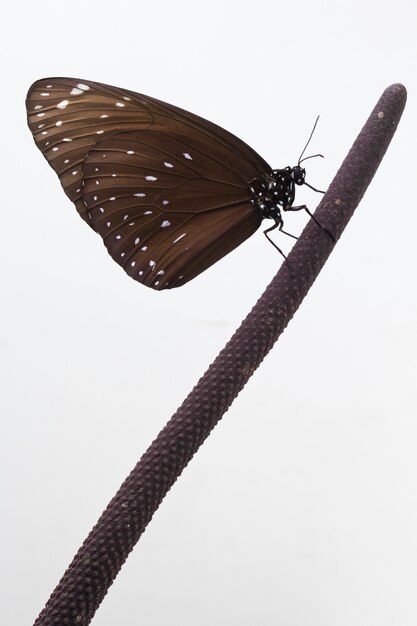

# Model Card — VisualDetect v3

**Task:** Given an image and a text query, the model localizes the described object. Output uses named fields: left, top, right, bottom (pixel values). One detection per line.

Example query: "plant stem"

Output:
left=33, top=83, right=407, bottom=626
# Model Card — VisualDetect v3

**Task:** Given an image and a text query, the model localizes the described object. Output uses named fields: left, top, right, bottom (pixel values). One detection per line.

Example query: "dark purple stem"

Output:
left=33, top=84, right=406, bottom=626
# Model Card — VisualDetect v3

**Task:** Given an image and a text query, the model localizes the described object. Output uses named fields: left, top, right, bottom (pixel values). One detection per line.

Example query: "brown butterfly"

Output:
left=26, top=78, right=321, bottom=290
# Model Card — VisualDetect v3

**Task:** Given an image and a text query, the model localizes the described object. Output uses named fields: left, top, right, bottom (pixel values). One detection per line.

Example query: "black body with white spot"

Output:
left=250, top=166, right=306, bottom=219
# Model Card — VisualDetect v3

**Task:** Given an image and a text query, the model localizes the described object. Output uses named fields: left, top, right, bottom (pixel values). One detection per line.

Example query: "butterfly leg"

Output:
left=263, top=218, right=298, bottom=259
left=284, top=205, right=335, bottom=242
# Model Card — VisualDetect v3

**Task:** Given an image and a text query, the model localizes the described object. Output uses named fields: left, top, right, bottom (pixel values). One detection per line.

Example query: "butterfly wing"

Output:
left=26, top=77, right=270, bottom=288
left=82, top=129, right=262, bottom=289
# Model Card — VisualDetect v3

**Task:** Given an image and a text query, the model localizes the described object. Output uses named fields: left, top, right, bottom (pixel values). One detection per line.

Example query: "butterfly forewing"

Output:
left=26, top=77, right=271, bottom=289
left=26, top=79, right=157, bottom=222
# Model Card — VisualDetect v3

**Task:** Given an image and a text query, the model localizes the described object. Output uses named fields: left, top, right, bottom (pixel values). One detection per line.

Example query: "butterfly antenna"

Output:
left=298, top=116, right=320, bottom=165
left=299, top=153, right=324, bottom=165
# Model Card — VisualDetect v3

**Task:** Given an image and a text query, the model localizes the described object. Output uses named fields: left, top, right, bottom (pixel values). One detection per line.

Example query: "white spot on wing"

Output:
left=173, top=233, right=186, bottom=244
left=145, top=175, right=157, bottom=181
left=57, top=100, right=69, bottom=109
left=164, top=162, right=174, bottom=168
left=135, top=237, right=140, bottom=245
left=134, top=193, right=146, bottom=197
left=161, top=220, right=171, bottom=228
left=56, top=120, right=62, bottom=126
left=183, top=152, right=193, bottom=160
left=149, top=260, right=156, bottom=268
left=116, top=102, right=125, bottom=107
left=70, top=87, right=83, bottom=95
left=77, top=83, right=90, bottom=90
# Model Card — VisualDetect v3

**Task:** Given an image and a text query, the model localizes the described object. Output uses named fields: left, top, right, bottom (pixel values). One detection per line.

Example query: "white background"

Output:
left=1, top=1, right=416, bottom=624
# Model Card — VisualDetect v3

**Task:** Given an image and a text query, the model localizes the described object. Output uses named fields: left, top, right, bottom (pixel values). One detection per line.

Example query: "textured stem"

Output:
left=33, top=84, right=406, bottom=626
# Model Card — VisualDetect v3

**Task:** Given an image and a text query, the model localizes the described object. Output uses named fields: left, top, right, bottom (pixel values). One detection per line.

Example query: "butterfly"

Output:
left=26, top=78, right=322, bottom=290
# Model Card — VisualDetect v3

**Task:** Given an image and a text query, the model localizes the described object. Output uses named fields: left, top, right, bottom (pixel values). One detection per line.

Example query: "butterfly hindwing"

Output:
left=82, top=130, right=262, bottom=289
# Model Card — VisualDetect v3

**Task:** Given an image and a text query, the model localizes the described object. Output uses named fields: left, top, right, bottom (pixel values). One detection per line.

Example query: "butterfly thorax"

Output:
left=250, top=165, right=306, bottom=220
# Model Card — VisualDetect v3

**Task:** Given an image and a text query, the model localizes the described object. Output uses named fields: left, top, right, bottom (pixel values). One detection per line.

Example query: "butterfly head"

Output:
left=291, top=165, right=306, bottom=186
